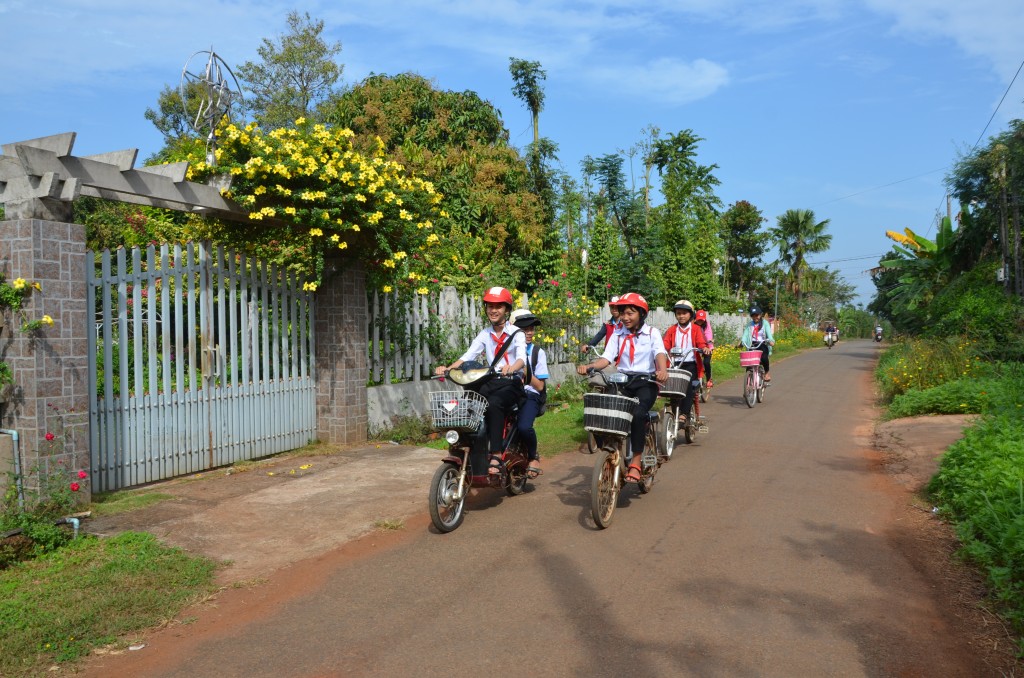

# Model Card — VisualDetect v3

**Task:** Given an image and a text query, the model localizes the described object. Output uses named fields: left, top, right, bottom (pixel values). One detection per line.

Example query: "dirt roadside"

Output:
left=83, top=416, right=1023, bottom=673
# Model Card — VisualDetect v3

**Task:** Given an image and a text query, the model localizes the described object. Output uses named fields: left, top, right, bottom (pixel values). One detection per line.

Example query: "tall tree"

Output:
left=771, top=208, right=832, bottom=306
left=236, top=11, right=343, bottom=129
left=719, top=200, right=769, bottom=300
left=647, top=130, right=724, bottom=308
left=508, top=58, right=546, bottom=144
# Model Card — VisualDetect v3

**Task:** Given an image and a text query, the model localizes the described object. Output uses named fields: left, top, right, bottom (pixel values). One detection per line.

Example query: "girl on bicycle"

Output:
left=662, top=300, right=710, bottom=426
left=576, top=293, right=668, bottom=482
left=435, top=287, right=526, bottom=475
left=740, top=306, right=775, bottom=383
left=510, top=309, right=547, bottom=478
left=693, top=309, right=715, bottom=389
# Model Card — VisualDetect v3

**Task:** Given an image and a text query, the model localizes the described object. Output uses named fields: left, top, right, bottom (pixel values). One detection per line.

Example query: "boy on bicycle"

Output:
left=576, top=293, right=668, bottom=482
left=435, top=287, right=526, bottom=475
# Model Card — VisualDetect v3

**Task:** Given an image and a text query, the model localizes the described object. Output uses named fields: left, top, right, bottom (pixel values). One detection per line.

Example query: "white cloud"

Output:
left=862, top=0, right=1024, bottom=78
left=587, top=57, right=730, bottom=105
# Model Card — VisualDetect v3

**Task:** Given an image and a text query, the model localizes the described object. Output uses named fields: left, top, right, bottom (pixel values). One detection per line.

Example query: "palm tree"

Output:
left=772, top=209, right=832, bottom=306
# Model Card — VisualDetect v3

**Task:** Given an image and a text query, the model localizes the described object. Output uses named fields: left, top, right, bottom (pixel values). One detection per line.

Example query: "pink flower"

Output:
left=70, top=482, right=80, bottom=492
left=45, top=432, right=55, bottom=441
left=552, top=281, right=559, bottom=287
left=431, top=278, right=439, bottom=283
left=567, top=292, right=573, bottom=298
left=561, top=272, right=566, bottom=277
left=78, top=470, right=88, bottom=479
left=606, top=283, right=612, bottom=289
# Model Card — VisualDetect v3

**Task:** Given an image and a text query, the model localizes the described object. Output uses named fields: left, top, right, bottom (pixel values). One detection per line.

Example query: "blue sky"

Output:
left=3, top=0, right=1024, bottom=306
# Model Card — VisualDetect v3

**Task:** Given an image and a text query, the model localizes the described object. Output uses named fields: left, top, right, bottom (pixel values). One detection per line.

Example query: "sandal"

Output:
left=527, top=462, right=543, bottom=478
left=488, top=454, right=503, bottom=475
left=625, top=463, right=642, bottom=483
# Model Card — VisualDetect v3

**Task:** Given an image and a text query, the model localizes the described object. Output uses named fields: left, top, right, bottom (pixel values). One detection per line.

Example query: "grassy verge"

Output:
left=0, top=531, right=218, bottom=677
left=876, top=338, right=1024, bottom=652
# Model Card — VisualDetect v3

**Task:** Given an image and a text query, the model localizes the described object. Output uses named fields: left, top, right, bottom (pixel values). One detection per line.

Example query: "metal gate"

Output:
left=88, top=241, right=316, bottom=492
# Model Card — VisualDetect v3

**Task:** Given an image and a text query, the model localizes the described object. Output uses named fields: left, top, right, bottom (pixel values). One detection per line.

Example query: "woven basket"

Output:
left=583, top=392, right=638, bottom=436
left=660, top=368, right=693, bottom=397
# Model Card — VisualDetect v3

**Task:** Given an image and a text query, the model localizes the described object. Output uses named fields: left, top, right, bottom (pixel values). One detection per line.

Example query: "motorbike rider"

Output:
left=581, top=295, right=622, bottom=353
left=662, top=300, right=710, bottom=426
left=435, top=287, right=526, bottom=475
left=510, top=309, right=547, bottom=478
left=874, top=324, right=883, bottom=340
left=693, top=309, right=715, bottom=388
left=576, top=292, right=668, bottom=483
left=824, top=322, right=837, bottom=344
left=740, top=306, right=775, bottom=383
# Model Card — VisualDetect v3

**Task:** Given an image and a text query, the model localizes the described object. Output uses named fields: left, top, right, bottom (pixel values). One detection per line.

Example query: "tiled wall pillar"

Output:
left=314, top=261, right=368, bottom=445
left=0, top=218, right=90, bottom=503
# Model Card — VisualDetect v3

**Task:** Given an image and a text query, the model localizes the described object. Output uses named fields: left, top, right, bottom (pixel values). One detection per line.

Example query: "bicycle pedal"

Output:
left=699, top=425, right=709, bottom=433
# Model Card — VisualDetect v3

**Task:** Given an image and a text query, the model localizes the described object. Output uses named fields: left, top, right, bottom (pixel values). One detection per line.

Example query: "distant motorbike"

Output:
left=427, top=363, right=530, bottom=533
left=874, top=328, right=883, bottom=342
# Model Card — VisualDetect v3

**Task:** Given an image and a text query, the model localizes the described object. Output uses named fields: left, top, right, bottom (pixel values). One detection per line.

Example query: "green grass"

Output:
left=0, top=531, right=218, bottom=677
left=89, top=490, right=173, bottom=517
left=876, top=340, right=1024, bottom=653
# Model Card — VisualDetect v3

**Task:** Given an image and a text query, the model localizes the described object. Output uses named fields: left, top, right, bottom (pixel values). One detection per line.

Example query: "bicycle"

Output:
left=583, top=368, right=662, bottom=528
left=739, top=340, right=769, bottom=408
left=660, top=348, right=707, bottom=456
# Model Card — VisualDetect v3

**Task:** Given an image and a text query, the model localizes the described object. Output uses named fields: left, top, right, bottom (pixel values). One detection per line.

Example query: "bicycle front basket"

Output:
left=583, top=392, right=638, bottom=436
left=429, top=390, right=488, bottom=431
left=739, top=351, right=762, bottom=367
left=661, top=368, right=693, bottom=397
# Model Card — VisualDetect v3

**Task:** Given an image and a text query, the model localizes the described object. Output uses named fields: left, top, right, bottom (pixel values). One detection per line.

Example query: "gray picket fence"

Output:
left=88, top=242, right=317, bottom=492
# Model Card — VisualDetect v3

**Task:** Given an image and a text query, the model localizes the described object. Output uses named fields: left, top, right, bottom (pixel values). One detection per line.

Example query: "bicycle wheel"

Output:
left=658, top=403, right=677, bottom=460
left=756, top=367, right=766, bottom=403
left=744, top=369, right=757, bottom=408
left=685, top=397, right=698, bottom=444
left=699, top=376, right=709, bottom=403
left=591, top=446, right=620, bottom=528
left=637, top=426, right=658, bottom=494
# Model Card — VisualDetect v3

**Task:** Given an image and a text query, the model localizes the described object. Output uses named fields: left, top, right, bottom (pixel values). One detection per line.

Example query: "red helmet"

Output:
left=616, top=292, right=649, bottom=313
left=695, top=309, right=708, bottom=322
left=482, top=286, right=513, bottom=307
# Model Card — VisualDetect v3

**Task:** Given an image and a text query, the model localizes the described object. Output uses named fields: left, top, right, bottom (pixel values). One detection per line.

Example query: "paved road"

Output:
left=85, top=341, right=986, bottom=677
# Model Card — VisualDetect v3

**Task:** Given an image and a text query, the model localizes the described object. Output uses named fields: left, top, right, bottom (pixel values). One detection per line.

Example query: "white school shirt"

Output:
left=524, top=343, right=549, bottom=395
left=459, top=322, right=527, bottom=369
left=600, top=324, right=667, bottom=375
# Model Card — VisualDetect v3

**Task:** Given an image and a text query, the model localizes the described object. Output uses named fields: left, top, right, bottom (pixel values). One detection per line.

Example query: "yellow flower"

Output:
left=302, top=282, right=318, bottom=292
left=41, top=315, right=54, bottom=326
left=383, top=259, right=396, bottom=269
left=330, top=234, right=340, bottom=242
left=417, top=286, right=429, bottom=295
left=309, top=227, right=324, bottom=236
left=393, top=251, right=407, bottom=260
left=337, top=242, right=348, bottom=250
left=32, top=282, right=41, bottom=291
left=12, top=278, right=26, bottom=290
left=253, top=185, right=267, bottom=195
left=355, top=194, right=367, bottom=202
left=284, top=206, right=297, bottom=215
left=383, top=285, right=393, bottom=293
left=294, top=116, right=306, bottom=125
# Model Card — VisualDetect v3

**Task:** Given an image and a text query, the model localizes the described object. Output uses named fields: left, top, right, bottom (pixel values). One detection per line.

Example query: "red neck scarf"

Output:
left=491, top=328, right=511, bottom=364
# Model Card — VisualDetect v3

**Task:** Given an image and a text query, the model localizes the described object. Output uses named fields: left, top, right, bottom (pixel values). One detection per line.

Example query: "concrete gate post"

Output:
left=0, top=218, right=90, bottom=503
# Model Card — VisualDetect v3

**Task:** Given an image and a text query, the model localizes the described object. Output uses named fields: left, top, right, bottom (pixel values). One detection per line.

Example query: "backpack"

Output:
left=525, top=345, right=548, bottom=416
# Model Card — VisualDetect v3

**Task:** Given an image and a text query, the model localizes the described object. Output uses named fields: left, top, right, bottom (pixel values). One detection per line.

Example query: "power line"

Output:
left=971, top=56, right=1024, bottom=151
left=807, top=253, right=887, bottom=265
left=811, top=167, right=949, bottom=208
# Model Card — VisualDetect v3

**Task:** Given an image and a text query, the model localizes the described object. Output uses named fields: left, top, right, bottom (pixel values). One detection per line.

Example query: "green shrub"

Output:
left=886, top=368, right=1023, bottom=419
left=928, top=263, right=1024, bottom=360
left=928, top=415, right=1024, bottom=643
left=875, top=336, right=983, bottom=402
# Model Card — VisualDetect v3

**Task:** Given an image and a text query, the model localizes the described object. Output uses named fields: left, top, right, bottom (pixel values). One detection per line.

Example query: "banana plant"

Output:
left=880, top=212, right=958, bottom=310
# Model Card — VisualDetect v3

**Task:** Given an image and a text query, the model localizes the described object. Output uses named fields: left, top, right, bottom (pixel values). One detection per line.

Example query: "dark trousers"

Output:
left=517, top=392, right=543, bottom=461
left=479, top=378, right=523, bottom=454
left=677, top=360, right=699, bottom=419
left=758, top=346, right=771, bottom=373
left=702, top=353, right=712, bottom=380
left=622, top=379, right=659, bottom=460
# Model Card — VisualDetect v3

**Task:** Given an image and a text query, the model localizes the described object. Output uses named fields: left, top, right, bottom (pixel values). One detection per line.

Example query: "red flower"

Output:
left=431, top=278, right=439, bottom=283
left=45, top=432, right=55, bottom=441
left=78, top=470, right=88, bottom=479
left=606, top=283, right=612, bottom=289
left=552, top=281, right=559, bottom=287
left=70, top=482, right=80, bottom=492
left=567, top=292, right=573, bottom=298
left=561, top=272, right=566, bottom=277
